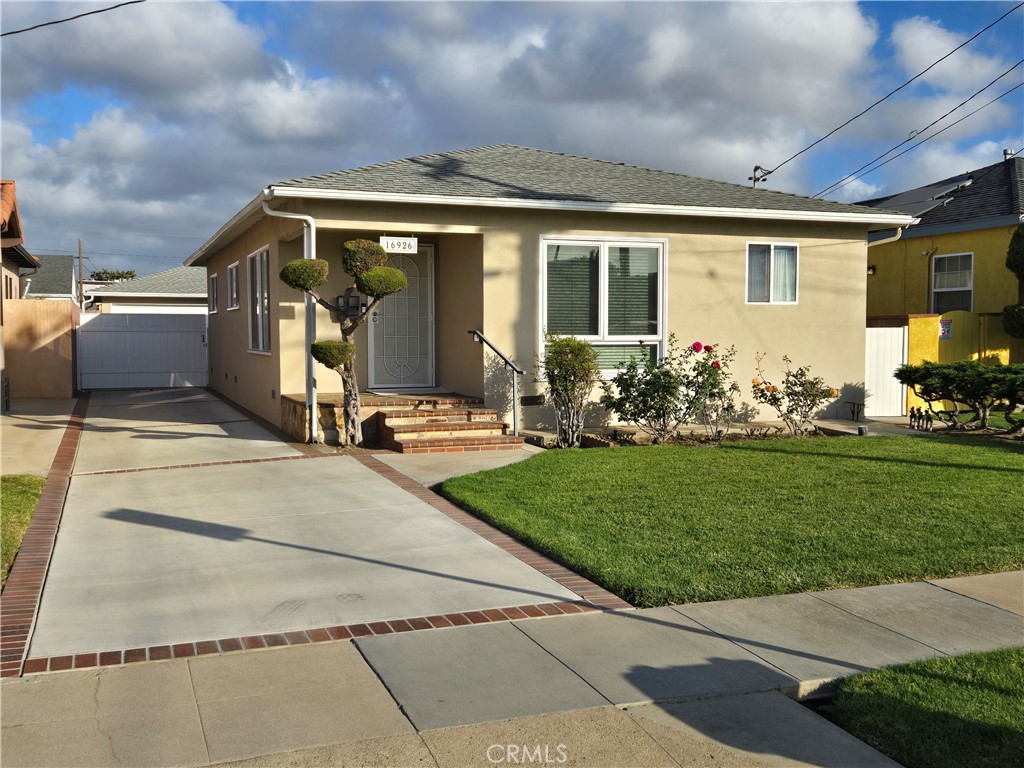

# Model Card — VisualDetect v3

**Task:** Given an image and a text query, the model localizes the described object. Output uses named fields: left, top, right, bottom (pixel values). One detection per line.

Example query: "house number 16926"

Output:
left=380, top=236, right=418, bottom=253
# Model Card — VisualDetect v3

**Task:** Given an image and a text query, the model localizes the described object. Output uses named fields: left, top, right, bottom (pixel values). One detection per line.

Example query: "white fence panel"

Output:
left=865, top=326, right=907, bottom=418
left=78, top=314, right=208, bottom=389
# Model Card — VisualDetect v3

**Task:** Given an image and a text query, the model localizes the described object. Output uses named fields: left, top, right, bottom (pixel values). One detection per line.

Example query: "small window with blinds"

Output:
left=932, top=253, right=972, bottom=313
left=543, top=238, right=664, bottom=370
left=746, top=243, right=798, bottom=304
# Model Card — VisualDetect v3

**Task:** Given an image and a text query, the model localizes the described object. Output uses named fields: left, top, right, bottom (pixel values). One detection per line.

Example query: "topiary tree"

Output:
left=1003, top=224, right=1024, bottom=339
left=280, top=239, right=407, bottom=445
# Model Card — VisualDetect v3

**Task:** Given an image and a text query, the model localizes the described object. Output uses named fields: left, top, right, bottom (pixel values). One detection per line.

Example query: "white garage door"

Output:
left=865, top=326, right=907, bottom=418
left=78, top=314, right=208, bottom=389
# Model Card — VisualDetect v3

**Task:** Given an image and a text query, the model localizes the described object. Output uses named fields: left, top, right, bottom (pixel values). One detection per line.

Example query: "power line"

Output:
left=1, top=0, right=146, bottom=37
left=816, top=59, right=1024, bottom=197
left=754, top=1, right=1024, bottom=184
left=821, top=82, right=1024, bottom=197
left=31, top=247, right=182, bottom=260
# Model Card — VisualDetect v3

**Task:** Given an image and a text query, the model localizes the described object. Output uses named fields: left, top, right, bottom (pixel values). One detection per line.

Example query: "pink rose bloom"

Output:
left=692, top=341, right=703, bottom=353
left=711, top=360, right=721, bottom=369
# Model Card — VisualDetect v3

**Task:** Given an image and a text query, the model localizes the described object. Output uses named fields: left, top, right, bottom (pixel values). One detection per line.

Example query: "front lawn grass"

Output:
left=1, top=475, right=46, bottom=589
left=834, top=647, right=1024, bottom=768
left=441, top=435, right=1023, bottom=607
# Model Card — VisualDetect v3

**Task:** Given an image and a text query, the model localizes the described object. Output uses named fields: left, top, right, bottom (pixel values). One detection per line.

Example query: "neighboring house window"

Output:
left=543, top=238, right=664, bottom=369
left=932, top=253, right=973, bottom=313
left=209, top=273, right=218, bottom=313
left=247, top=249, right=271, bottom=352
left=227, top=262, right=239, bottom=310
left=747, top=243, right=798, bottom=304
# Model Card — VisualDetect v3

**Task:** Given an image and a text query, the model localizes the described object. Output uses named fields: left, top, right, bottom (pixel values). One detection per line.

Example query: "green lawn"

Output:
left=442, top=435, right=1024, bottom=607
left=834, top=647, right=1024, bottom=768
left=1, top=475, right=46, bottom=589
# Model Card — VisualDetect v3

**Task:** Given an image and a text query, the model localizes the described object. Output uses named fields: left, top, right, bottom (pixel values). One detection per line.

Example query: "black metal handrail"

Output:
left=468, top=329, right=524, bottom=436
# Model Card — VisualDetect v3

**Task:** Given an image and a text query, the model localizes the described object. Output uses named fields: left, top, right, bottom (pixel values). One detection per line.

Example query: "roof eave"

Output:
left=185, top=192, right=268, bottom=266
left=266, top=186, right=916, bottom=228
left=91, top=292, right=207, bottom=298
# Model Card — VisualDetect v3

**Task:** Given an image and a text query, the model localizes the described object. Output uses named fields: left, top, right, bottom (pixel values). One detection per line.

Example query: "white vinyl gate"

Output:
left=865, top=326, right=907, bottom=418
left=78, top=314, right=208, bottom=389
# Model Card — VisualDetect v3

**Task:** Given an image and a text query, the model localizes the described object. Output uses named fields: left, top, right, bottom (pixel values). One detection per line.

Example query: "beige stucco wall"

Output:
left=199, top=197, right=872, bottom=430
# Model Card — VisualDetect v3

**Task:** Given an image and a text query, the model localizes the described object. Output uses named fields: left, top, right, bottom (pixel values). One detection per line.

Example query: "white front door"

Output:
left=369, top=245, right=435, bottom=389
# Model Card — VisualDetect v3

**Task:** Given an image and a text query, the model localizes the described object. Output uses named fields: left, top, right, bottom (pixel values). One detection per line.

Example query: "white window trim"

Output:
left=931, top=252, right=973, bottom=313
left=227, top=261, right=240, bottom=310
left=247, top=247, right=272, bottom=355
left=745, top=241, right=800, bottom=305
left=208, top=273, right=218, bottom=314
left=538, top=235, right=668, bottom=372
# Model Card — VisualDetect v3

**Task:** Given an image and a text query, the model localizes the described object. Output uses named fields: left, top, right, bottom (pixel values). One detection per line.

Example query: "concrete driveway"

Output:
left=28, top=389, right=579, bottom=658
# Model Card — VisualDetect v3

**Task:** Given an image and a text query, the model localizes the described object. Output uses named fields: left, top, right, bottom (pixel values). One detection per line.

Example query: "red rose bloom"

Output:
left=692, top=341, right=703, bottom=352
left=704, top=345, right=713, bottom=354
left=711, top=360, right=721, bottom=369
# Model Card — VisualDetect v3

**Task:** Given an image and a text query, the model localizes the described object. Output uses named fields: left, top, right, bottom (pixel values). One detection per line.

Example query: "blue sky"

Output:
left=2, top=1, right=1022, bottom=276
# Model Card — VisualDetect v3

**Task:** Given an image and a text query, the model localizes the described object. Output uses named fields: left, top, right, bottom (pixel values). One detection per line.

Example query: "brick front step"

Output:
left=392, top=436, right=526, bottom=453
left=388, top=421, right=507, bottom=441
left=381, top=408, right=500, bottom=426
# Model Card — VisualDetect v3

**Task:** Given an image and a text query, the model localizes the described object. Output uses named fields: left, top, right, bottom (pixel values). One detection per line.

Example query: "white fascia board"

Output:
left=91, top=292, right=207, bottom=298
left=185, top=193, right=267, bottom=266
left=265, top=186, right=917, bottom=227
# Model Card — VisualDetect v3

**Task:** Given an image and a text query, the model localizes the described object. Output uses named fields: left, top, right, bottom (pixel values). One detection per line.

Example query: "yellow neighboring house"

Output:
left=186, top=145, right=912, bottom=447
left=859, top=152, right=1023, bottom=372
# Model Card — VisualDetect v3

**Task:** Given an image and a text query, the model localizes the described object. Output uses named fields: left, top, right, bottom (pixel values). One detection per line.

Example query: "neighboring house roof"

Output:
left=23, top=254, right=77, bottom=298
left=187, top=144, right=914, bottom=266
left=2, top=179, right=40, bottom=269
left=90, top=266, right=207, bottom=297
left=859, top=156, right=1024, bottom=238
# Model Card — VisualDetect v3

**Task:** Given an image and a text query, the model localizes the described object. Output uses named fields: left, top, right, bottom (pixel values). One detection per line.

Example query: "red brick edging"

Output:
left=1, top=394, right=90, bottom=678
left=21, top=600, right=604, bottom=674
left=356, top=455, right=633, bottom=611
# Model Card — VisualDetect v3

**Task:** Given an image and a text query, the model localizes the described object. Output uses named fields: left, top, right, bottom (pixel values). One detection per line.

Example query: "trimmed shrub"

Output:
left=280, top=259, right=329, bottom=292
left=342, top=239, right=388, bottom=277
left=1003, top=304, right=1024, bottom=339
left=310, top=340, right=356, bottom=370
left=540, top=334, right=599, bottom=448
left=356, top=266, right=407, bottom=298
left=894, top=360, right=1024, bottom=432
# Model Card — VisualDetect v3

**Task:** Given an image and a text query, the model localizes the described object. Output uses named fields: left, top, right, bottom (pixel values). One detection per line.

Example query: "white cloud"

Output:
left=890, top=16, right=1012, bottom=94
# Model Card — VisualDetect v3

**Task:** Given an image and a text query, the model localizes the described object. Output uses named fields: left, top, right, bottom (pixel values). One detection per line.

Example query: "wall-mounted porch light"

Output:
left=867, top=264, right=877, bottom=276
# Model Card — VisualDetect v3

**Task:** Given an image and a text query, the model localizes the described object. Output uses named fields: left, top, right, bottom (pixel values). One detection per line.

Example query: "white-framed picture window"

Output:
left=932, top=253, right=973, bottom=313
left=208, top=273, right=218, bottom=313
left=227, top=262, right=240, bottom=310
left=541, top=237, right=666, bottom=370
left=247, top=248, right=271, bottom=353
left=746, top=243, right=799, bottom=304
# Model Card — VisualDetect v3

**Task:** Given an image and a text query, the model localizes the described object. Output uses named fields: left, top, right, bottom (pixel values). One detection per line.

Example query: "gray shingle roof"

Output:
left=92, top=266, right=207, bottom=295
left=859, top=156, right=1024, bottom=227
left=23, top=254, right=76, bottom=297
left=274, top=144, right=893, bottom=216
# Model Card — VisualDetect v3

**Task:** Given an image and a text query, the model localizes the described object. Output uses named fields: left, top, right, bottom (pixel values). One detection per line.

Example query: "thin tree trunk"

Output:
left=341, top=361, right=362, bottom=446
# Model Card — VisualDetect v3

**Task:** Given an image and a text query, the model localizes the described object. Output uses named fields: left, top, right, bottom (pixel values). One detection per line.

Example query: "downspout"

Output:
left=867, top=227, right=903, bottom=248
left=261, top=199, right=319, bottom=444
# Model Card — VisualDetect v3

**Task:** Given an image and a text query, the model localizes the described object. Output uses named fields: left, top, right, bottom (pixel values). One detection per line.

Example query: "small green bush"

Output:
left=751, top=354, right=837, bottom=435
left=356, top=266, right=407, bottom=298
left=342, top=239, right=388, bottom=277
left=280, top=259, right=329, bottom=292
left=311, top=340, right=355, bottom=370
left=539, top=334, right=599, bottom=448
left=895, top=360, right=1024, bottom=432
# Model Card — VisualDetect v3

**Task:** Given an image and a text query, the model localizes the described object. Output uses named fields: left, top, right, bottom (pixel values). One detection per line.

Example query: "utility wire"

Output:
left=31, top=247, right=182, bottom=260
left=817, top=59, right=1024, bottom=197
left=758, top=0, right=1024, bottom=182
left=1, top=0, right=146, bottom=37
left=821, top=82, right=1024, bottom=197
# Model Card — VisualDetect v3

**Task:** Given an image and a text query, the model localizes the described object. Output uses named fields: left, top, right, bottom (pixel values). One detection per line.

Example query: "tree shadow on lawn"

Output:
left=724, top=438, right=1023, bottom=473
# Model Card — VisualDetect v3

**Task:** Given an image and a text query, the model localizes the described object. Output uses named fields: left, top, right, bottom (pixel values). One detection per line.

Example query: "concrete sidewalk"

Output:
left=2, top=570, right=1020, bottom=767
left=0, top=398, right=78, bottom=476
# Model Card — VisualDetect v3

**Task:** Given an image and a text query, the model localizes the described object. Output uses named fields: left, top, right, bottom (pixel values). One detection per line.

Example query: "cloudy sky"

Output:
left=2, top=0, right=1022, bottom=276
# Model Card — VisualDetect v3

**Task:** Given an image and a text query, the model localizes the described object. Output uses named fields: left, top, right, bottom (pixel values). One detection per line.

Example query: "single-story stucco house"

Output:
left=186, top=145, right=913, bottom=448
